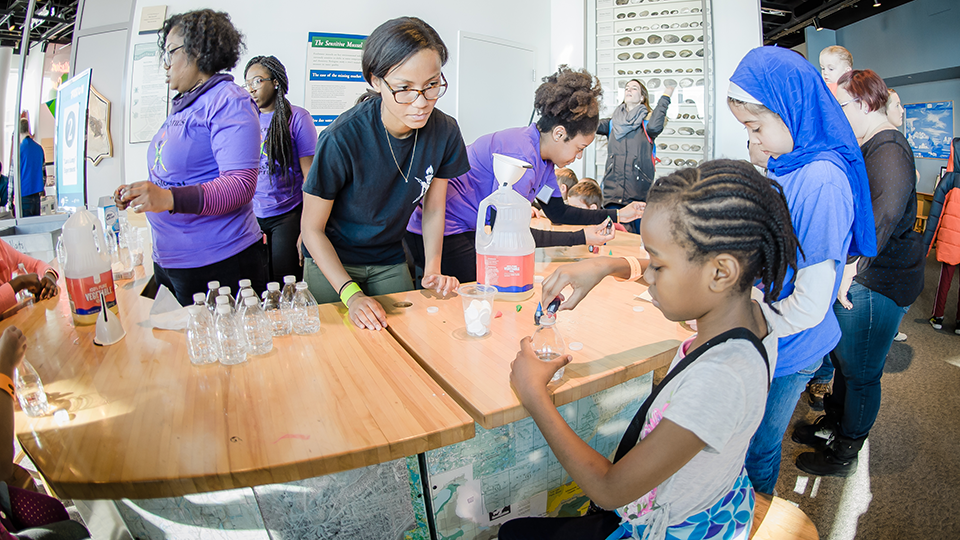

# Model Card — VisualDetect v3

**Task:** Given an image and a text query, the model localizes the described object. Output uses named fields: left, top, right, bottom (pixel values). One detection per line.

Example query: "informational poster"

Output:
left=304, top=32, right=368, bottom=129
left=905, top=101, right=954, bottom=159
left=129, top=42, right=169, bottom=143
left=55, top=68, right=91, bottom=211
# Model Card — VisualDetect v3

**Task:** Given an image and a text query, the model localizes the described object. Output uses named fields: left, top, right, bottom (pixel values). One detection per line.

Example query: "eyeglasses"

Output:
left=381, top=73, right=447, bottom=104
left=839, top=98, right=860, bottom=108
left=243, top=76, right=274, bottom=91
left=161, top=45, right=184, bottom=68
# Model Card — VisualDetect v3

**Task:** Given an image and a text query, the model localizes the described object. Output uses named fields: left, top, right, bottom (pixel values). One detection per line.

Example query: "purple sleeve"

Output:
left=293, top=107, right=318, bottom=158
left=209, top=90, right=261, bottom=171
left=199, top=169, right=258, bottom=215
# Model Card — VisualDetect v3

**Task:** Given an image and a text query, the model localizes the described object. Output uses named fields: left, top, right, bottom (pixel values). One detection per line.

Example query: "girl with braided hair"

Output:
left=244, top=55, right=318, bottom=281
left=405, top=66, right=645, bottom=283
left=504, top=160, right=801, bottom=540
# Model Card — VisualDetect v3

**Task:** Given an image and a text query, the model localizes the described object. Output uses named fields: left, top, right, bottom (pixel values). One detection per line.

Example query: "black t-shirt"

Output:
left=303, top=97, right=470, bottom=265
left=854, top=129, right=925, bottom=307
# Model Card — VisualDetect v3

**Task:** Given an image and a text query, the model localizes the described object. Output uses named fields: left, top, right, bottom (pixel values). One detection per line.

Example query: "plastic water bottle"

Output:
left=215, top=305, right=248, bottom=365
left=14, top=263, right=30, bottom=303
left=532, top=313, right=566, bottom=382
left=291, top=282, right=321, bottom=335
left=242, top=296, right=273, bottom=356
left=205, top=281, right=220, bottom=312
left=14, top=359, right=48, bottom=417
left=280, top=275, right=297, bottom=317
left=235, top=279, right=253, bottom=306
left=186, top=294, right=218, bottom=365
left=263, top=282, right=291, bottom=336
left=237, top=289, right=256, bottom=318
left=218, top=287, right=235, bottom=309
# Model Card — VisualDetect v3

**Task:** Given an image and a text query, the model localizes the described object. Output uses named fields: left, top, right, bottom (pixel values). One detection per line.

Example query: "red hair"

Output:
left=837, top=69, right=888, bottom=113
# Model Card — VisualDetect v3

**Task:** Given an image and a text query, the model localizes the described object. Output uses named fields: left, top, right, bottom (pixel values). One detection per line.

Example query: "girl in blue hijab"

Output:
left=726, top=46, right=876, bottom=495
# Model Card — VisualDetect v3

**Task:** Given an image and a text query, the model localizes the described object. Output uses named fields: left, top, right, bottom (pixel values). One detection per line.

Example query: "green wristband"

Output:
left=339, top=281, right=363, bottom=306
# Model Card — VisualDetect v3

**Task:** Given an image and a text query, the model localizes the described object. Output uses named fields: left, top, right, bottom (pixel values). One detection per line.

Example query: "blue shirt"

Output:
left=19, top=137, right=45, bottom=196
left=770, top=160, right=854, bottom=377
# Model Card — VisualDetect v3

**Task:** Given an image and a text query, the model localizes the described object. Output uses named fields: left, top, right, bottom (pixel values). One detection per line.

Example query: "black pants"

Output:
left=257, top=203, right=303, bottom=282
left=403, top=231, right=477, bottom=283
left=153, top=239, right=269, bottom=306
left=497, top=510, right=621, bottom=540
left=20, top=193, right=41, bottom=217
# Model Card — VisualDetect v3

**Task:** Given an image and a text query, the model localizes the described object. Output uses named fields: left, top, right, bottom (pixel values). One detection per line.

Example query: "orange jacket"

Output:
left=923, top=138, right=960, bottom=265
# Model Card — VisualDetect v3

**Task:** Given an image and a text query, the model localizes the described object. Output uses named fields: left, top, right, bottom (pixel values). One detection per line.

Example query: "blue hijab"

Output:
left=730, top=46, right=876, bottom=258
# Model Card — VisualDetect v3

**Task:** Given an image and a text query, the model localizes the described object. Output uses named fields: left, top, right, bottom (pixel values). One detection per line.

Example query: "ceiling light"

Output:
left=813, top=17, right=823, bottom=31
left=873, top=1, right=881, bottom=6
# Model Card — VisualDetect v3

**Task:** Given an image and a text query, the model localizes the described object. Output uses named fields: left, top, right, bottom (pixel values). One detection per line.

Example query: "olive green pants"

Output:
left=303, top=258, right=414, bottom=304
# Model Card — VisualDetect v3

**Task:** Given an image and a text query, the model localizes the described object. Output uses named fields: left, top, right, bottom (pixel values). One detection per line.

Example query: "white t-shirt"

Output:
left=615, top=301, right=782, bottom=538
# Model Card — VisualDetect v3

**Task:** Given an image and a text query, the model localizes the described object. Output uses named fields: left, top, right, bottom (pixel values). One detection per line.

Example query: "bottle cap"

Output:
left=244, top=296, right=259, bottom=306
left=241, top=289, right=256, bottom=297
left=208, top=280, right=220, bottom=290
left=218, top=286, right=231, bottom=295
left=238, top=279, right=252, bottom=288
left=216, top=305, right=231, bottom=314
left=193, top=292, right=206, bottom=303
left=267, top=282, right=280, bottom=291
left=284, top=275, right=296, bottom=284
left=296, top=282, right=308, bottom=290
left=216, top=296, right=230, bottom=305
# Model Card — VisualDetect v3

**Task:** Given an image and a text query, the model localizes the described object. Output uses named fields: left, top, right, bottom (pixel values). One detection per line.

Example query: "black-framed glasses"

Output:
left=243, top=76, right=274, bottom=90
left=382, top=73, right=447, bottom=104
left=161, top=45, right=184, bottom=68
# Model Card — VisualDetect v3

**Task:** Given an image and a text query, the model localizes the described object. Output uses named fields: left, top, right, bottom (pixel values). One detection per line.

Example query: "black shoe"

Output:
left=792, top=414, right=836, bottom=448
left=795, top=434, right=866, bottom=477
left=930, top=316, right=944, bottom=330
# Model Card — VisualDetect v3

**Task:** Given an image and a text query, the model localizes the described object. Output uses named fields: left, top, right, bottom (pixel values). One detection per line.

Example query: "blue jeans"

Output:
left=824, top=282, right=908, bottom=439
left=745, top=356, right=823, bottom=494
left=809, top=354, right=834, bottom=385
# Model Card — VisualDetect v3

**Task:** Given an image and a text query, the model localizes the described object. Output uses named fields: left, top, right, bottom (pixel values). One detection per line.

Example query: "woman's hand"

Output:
left=837, top=262, right=857, bottom=310
left=541, top=257, right=625, bottom=312
left=510, top=337, right=572, bottom=405
left=296, top=234, right=304, bottom=267
left=346, top=293, right=388, bottom=330
left=116, top=182, right=173, bottom=213
left=617, top=201, right=646, bottom=223
left=584, top=222, right=616, bottom=247
left=422, top=274, right=459, bottom=296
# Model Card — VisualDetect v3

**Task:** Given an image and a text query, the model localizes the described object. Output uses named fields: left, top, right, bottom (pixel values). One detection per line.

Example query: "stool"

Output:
left=750, top=492, right=819, bottom=540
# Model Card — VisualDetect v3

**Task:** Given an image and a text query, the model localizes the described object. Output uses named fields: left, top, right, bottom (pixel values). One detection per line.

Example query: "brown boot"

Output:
left=806, top=381, right=831, bottom=411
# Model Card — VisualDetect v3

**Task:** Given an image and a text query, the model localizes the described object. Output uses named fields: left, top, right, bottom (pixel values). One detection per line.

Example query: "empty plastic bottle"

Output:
left=531, top=312, right=566, bottom=382
left=242, top=296, right=273, bottom=356
left=14, top=359, right=48, bottom=417
left=218, top=287, right=235, bottom=309
left=205, top=281, right=221, bottom=312
left=187, top=294, right=218, bottom=366
left=215, top=305, right=248, bottom=365
left=235, top=279, right=253, bottom=306
left=291, top=282, right=321, bottom=334
left=280, top=275, right=297, bottom=315
left=262, top=282, right=291, bottom=336
left=237, top=289, right=257, bottom=318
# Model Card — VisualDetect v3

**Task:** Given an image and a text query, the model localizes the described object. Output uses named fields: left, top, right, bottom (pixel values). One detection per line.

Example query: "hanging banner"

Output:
left=55, top=68, right=91, bottom=211
left=304, top=32, right=368, bottom=129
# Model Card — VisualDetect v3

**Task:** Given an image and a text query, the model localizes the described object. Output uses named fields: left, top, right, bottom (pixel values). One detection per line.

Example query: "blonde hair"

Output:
left=820, top=46, right=853, bottom=68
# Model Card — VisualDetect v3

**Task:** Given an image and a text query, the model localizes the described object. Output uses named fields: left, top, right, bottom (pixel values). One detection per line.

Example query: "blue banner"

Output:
left=905, top=101, right=954, bottom=160
left=55, top=68, right=91, bottom=211
left=309, top=70, right=364, bottom=82
left=311, top=115, right=341, bottom=127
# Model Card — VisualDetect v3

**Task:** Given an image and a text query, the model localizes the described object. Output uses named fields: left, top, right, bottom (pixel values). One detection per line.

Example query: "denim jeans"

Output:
left=745, top=356, right=823, bottom=494
left=809, top=354, right=834, bottom=385
left=824, top=282, right=908, bottom=439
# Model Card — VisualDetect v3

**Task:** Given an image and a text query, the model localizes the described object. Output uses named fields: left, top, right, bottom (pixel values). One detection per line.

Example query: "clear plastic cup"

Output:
left=458, top=284, right=497, bottom=337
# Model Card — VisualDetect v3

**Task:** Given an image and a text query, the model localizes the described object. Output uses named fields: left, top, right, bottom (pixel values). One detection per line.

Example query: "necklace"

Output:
left=384, top=123, right=418, bottom=183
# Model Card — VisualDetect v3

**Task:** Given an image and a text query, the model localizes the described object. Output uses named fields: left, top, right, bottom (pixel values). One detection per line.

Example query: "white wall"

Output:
left=118, top=0, right=555, bottom=191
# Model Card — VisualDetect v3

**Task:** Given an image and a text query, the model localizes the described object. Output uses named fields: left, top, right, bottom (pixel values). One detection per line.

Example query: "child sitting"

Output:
left=502, top=159, right=800, bottom=539
left=0, top=240, right=58, bottom=314
left=568, top=181, right=627, bottom=232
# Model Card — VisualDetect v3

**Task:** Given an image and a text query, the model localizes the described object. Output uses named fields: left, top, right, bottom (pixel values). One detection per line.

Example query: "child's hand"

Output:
left=38, top=272, right=59, bottom=300
left=584, top=222, right=615, bottom=247
left=0, top=326, right=26, bottom=377
left=510, top=337, right=572, bottom=406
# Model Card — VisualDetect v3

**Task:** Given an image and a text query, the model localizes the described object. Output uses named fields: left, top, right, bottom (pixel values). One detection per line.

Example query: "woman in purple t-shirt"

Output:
left=244, top=55, right=318, bottom=282
left=115, top=9, right=266, bottom=306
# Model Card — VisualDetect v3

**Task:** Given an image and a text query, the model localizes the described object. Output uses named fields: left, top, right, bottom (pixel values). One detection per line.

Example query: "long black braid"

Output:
left=245, top=55, right=295, bottom=187
left=646, top=159, right=803, bottom=307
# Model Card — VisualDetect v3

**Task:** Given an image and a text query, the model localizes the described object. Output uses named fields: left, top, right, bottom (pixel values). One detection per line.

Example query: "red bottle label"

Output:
left=66, top=271, right=117, bottom=316
left=477, top=253, right=534, bottom=293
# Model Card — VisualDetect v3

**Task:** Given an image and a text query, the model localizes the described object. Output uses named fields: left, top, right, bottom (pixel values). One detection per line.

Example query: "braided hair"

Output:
left=535, top=65, right=603, bottom=139
left=646, top=159, right=802, bottom=306
left=245, top=56, right=295, bottom=187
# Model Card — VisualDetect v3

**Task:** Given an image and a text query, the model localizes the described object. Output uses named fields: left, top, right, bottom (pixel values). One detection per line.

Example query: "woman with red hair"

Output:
left=794, top=69, right=925, bottom=477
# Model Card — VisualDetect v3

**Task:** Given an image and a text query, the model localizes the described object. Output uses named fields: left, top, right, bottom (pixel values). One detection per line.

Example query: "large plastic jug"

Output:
left=476, top=154, right=536, bottom=301
left=62, top=209, right=118, bottom=326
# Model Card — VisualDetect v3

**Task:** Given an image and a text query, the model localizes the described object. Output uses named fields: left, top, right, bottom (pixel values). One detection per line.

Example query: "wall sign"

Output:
left=905, top=101, right=953, bottom=160
left=55, top=68, right=91, bottom=211
left=304, top=32, right=368, bottom=129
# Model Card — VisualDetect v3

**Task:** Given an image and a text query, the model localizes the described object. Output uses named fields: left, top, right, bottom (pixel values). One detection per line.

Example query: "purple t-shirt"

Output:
left=146, top=79, right=262, bottom=268
left=253, top=105, right=318, bottom=218
left=407, top=124, right=558, bottom=235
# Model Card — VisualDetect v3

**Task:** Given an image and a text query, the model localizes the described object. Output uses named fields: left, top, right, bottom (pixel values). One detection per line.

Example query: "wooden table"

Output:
left=380, top=229, right=690, bottom=430
left=5, top=266, right=474, bottom=500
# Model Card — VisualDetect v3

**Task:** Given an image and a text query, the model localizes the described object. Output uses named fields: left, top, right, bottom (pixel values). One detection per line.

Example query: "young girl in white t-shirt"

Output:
left=503, top=159, right=800, bottom=540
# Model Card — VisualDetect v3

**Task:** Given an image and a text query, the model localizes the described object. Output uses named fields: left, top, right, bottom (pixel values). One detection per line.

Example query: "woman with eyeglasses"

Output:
left=244, top=55, right=318, bottom=282
left=114, top=9, right=266, bottom=306
left=300, top=17, right=468, bottom=331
